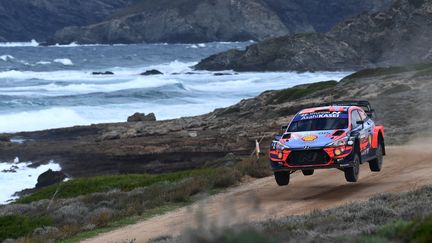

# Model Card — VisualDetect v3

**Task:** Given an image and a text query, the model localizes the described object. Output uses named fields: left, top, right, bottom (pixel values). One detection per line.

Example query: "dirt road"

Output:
left=83, top=142, right=432, bottom=243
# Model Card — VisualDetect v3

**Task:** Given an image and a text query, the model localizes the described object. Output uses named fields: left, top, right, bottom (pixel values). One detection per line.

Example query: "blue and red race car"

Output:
left=269, top=101, right=385, bottom=186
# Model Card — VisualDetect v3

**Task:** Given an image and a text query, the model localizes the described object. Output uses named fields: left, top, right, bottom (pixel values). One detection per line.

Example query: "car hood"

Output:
left=281, top=129, right=348, bottom=149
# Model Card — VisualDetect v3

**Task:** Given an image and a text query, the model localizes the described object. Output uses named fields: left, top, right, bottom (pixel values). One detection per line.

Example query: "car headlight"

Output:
left=326, top=137, right=349, bottom=147
left=276, top=141, right=289, bottom=151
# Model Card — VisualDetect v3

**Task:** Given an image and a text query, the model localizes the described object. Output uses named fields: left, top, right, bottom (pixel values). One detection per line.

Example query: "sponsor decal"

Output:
left=302, top=135, right=318, bottom=142
left=294, top=111, right=348, bottom=121
left=300, top=111, right=341, bottom=120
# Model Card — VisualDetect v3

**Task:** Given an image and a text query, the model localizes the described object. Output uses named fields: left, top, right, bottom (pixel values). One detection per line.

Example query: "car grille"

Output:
left=288, top=150, right=330, bottom=166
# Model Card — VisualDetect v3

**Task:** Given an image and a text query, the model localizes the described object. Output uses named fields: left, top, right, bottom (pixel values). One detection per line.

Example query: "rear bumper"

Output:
left=269, top=146, right=355, bottom=171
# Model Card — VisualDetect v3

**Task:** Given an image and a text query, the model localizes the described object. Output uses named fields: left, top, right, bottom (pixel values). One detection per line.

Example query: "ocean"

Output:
left=0, top=41, right=350, bottom=203
left=0, top=41, right=350, bottom=133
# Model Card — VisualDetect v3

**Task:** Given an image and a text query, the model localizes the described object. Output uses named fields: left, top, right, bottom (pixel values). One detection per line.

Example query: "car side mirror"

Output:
left=356, top=120, right=364, bottom=128
left=281, top=125, right=288, bottom=131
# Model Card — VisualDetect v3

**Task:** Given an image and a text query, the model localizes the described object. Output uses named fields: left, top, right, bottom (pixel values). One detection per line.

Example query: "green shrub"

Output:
left=0, top=215, right=53, bottom=241
left=16, top=168, right=222, bottom=204
left=273, top=80, right=338, bottom=103
left=238, top=157, right=272, bottom=178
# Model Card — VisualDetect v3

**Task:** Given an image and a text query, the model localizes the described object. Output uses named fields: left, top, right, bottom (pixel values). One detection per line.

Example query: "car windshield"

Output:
left=288, top=118, right=348, bottom=132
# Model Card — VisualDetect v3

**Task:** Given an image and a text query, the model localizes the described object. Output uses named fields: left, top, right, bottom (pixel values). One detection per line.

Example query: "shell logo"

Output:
left=302, top=135, right=318, bottom=142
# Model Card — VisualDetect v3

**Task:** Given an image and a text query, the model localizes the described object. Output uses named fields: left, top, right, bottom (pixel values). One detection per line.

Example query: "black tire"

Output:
left=302, top=170, right=314, bottom=176
left=274, top=171, right=290, bottom=186
left=344, top=153, right=360, bottom=182
left=369, top=143, right=384, bottom=172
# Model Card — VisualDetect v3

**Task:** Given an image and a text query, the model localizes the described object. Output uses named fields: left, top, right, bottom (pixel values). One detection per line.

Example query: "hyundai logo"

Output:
left=304, top=146, right=311, bottom=150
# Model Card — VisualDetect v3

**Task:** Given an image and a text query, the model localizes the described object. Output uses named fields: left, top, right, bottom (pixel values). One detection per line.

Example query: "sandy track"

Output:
left=83, top=143, right=432, bottom=243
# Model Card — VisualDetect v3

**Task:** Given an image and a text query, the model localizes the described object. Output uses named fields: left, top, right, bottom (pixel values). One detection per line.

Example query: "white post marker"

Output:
left=255, top=139, right=261, bottom=158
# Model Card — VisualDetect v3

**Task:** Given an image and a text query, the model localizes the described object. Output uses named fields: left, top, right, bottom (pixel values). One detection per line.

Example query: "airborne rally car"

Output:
left=269, top=101, right=385, bottom=186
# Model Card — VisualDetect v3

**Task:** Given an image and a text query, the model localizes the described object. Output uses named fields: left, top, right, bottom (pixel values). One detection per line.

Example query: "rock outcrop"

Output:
left=195, top=0, right=432, bottom=71
left=36, top=169, right=67, bottom=188
left=92, top=71, right=115, bottom=75
left=0, top=134, right=10, bottom=143
left=140, top=70, right=163, bottom=76
left=127, top=113, right=157, bottom=122
left=0, top=0, right=132, bottom=42
left=48, top=0, right=394, bottom=44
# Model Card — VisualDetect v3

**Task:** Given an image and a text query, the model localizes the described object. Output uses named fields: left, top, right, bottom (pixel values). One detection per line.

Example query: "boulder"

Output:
left=92, top=71, right=114, bottom=75
left=36, top=169, right=67, bottom=188
left=213, top=72, right=233, bottom=76
left=140, top=69, right=163, bottom=76
left=101, top=131, right=121, bottom=140
left=127, top=112, right=156, bottom=122
left=0, top=134, right=10, bottom=143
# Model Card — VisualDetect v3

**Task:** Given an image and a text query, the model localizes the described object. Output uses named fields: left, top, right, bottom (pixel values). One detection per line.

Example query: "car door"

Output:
left=351, top=109, right=369, bottom=159
left=359, top=109, right=375, bottom=158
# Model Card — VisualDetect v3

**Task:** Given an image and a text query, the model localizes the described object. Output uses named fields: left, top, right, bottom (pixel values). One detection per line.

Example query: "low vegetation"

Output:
left=272, top=80, right=338, bottom=104
left=168, top=185, right=432, bottom=243
left=16, top=169, right=226, bottom=204
left=0, top=157, right=272, bottom=242
left=0, top=215, right=53, bottom=241
left=342, top=62, right=432, bottom=81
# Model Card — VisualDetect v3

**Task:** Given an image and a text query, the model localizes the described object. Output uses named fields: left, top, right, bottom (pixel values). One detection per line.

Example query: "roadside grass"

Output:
left=342, top=62, right=432, bottom=81
left=272, top=80, right=338, bottom=104
left=0, top=215, right=53, bottom=242
left=365, top=216, right=432, bottom=243
left=59, top=203, right=183, bottom=243
left=168, top=185, right=432, bottom=243
left=16, top=168, right=225, bottom=204
left=1, top=156, right=272, bottom=242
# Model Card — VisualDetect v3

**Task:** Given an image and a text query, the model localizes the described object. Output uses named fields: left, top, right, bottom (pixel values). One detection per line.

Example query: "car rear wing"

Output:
left=327, top=100, right=376, bottom=118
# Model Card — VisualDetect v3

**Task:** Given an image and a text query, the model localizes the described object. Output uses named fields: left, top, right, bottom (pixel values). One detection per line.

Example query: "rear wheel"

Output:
left=302, top=170, right=314, bottom=176
left=274, top=171, right=290, bottom=186
left=344, top=153, right=360, bottom=182
left=369, top=143, right=384, bottom=172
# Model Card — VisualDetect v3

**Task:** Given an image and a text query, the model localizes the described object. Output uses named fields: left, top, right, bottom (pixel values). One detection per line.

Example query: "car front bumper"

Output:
left=269, top=145, right=355, bottom=171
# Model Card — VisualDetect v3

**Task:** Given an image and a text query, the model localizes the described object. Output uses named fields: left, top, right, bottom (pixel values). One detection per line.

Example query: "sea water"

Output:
left=0, top=41, right=350, bottom=132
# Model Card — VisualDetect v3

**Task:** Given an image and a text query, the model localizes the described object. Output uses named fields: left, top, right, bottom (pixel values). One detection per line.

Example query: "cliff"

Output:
left=47, top=0, right=394, bottom=44
left=195, top=0, right=432, bottom=71
left=0, top=0, right=132, bottom=42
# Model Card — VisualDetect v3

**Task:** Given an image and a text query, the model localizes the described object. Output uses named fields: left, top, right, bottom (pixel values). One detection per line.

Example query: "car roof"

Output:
left=299, top=105, right=356, bottom=114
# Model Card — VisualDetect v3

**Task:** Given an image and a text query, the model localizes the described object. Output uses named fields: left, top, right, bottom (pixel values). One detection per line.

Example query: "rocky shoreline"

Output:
left=195, top=0, right=432, bottom=72
left=1, top=63, right=431, bottom=178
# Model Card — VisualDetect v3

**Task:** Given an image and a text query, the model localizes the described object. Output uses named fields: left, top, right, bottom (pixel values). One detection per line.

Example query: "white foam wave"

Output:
left=0, top=60, right=195, bottom=82
left=36, top=61, right=51, bottom=65
left=0, top=39, right=39, bottom=47
left=0, top=55, right=14, bottom=61
left=0, top=76, right=181, bottom=97
left=0, top=108, right=91, bottom=133
left=50, top=42, right=128, bottom=48
left=54, top=58, right=74, bottom=66
left=0, top=161, right=62, bottom=204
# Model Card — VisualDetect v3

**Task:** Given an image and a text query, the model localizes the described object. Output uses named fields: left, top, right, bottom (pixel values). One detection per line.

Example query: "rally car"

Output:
left=269, top=101, right=385, bottom=186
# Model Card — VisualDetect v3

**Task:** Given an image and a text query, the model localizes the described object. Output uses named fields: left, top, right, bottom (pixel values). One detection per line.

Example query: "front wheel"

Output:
left=344, top=153, right=360, bottom=182
left=369, top=143, right=384, bottom=172
left=274, top=171, right=290, bottom=186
